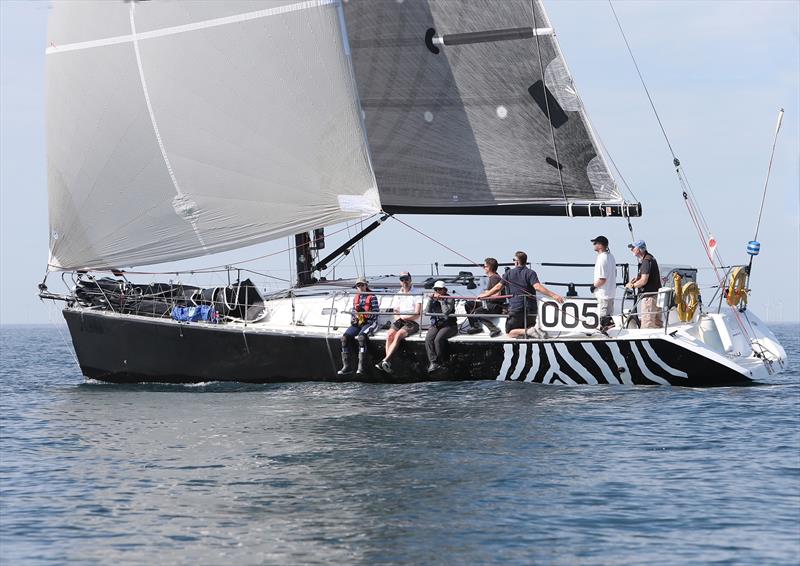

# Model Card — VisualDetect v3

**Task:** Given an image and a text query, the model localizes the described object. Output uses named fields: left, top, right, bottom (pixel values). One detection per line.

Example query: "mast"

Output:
left=294, top=232, right=314, bottom=287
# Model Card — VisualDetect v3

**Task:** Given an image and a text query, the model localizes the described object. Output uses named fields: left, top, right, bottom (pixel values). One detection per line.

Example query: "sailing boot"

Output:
left=337, top=351, right=355, bottom=375
left=356, top=349, right=369, bottom=374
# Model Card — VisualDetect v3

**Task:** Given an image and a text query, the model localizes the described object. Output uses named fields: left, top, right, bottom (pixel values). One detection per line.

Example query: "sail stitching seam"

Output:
left=129, top=3, right=207, bottom=251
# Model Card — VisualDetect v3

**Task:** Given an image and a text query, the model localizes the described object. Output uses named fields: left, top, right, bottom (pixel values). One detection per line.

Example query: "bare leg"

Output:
left=382, top=328, right=397, bottom=361
left=384, top=328, right=408, bottom=362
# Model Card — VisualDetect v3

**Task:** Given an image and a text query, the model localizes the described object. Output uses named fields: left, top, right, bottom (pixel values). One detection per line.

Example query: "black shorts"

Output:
left=505, top=312, right=537, bottom=333
left=391, top=319, right=420, bottom=336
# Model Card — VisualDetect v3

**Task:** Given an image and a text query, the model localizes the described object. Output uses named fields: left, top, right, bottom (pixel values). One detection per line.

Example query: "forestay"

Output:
left=46, top=0, right=379, bottom=270
left=343, top=0, right=634, bottom=216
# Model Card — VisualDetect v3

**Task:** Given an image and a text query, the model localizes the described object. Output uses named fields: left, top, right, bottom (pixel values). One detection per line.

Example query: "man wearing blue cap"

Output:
left=625, top=240, right=662, bottom=328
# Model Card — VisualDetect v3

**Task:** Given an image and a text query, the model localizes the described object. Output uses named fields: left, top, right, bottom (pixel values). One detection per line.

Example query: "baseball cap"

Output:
left=354, top=276, right=368, bottom=287
left=628, top=240, right=647, bottom=250
left=590, top=235, right=609, bottom=246
left=433, top=280, right=447, bottom=289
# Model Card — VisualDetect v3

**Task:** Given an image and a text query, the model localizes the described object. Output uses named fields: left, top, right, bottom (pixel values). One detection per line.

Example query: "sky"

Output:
left=1, top=0, right=798, bottom=324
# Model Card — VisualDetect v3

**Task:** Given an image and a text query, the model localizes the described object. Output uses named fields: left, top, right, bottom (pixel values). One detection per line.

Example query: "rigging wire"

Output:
left=608, top=0, right=722, bottom=259
left=607, top=1, right=674, bottom=159
left=578, top=112, right=638, bottom=240
left=583, top=112, right=639, bottom=204
left=539, top=1, right=638, bottom=239
left=607, top=0, right=715, bottom=241
left=287, top=236, right=295, bottom=286
left=390, top=215, right=557, bottom=308
left=529, top=0, right=569, bottom=212
left=389, top=216, right=479, bottom=266
left=325, top=247, right=356, bottom=275
left=607, top=0, right=761, bottom=352
left=51, top=214, right=380, bottom=277
left=235, top=269, right=289, bottom=283
left=344, top=220, right=358, bottom=276
left=43, top=300, right=82, bottom=370
left=536, top=6, right=638, bottom=205
left=359, top=217, right=367, bottom=276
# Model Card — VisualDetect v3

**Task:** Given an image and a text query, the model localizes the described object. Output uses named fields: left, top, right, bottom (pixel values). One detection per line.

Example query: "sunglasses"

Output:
left=399, top=276, right=411, bottom=282
left=356, top=282, right=367, bottom=287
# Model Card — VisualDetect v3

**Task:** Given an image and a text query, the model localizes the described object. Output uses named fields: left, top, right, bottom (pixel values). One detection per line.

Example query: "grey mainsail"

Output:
left=343, top=0, right=636, bottom=216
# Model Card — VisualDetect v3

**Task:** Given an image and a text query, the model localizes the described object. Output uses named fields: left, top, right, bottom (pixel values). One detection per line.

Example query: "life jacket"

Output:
left=353, top=293, right=375, bottom=325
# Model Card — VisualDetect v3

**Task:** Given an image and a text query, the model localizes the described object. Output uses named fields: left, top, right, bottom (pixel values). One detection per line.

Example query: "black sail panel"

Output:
left=343, top=0, right=638, bottom=216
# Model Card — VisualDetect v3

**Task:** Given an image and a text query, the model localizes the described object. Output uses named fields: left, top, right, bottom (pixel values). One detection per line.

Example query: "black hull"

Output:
left=63, top=310, right=753, bottom=387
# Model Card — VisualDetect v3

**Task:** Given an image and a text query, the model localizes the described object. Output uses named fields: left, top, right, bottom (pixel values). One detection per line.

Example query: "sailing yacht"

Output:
left=40, top=0, right=787, bottom=386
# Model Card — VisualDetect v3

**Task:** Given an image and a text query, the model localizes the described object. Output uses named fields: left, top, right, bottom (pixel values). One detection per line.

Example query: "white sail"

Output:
left=46, top=0, right=379, bottom=270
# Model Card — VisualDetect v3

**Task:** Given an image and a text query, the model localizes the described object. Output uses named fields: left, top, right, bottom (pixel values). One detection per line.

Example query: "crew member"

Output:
left=465, top=257, right=504, bottom=338
left=376, top=272, right=422, bottom=374
left=625, top=240, right=663, bottom=329
left=425, top=281, right=458, bottom=372
left=505, top=251, right=564, bottom=338
left=338, top=277, right=379, bottom=375
left=590, top=236, right=617, bottom=331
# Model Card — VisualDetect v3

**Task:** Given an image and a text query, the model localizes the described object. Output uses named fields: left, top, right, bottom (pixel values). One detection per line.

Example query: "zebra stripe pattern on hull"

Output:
left=495, top=340, right=688, bottom=385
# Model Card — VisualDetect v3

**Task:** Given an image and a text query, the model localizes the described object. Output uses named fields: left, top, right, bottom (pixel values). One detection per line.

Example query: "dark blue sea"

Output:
left=1, top=324, right=798, bottom=564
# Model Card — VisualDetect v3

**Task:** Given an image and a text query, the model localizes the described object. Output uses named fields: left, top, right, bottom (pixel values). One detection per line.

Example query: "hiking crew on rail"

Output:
left=505, top=251, right=564, bottom=339
left=338, top=276, right=379, bottom=375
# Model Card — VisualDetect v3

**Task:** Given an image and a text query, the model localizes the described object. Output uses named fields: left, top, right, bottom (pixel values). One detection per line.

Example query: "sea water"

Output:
left=1, top=324, right=798, bottom=565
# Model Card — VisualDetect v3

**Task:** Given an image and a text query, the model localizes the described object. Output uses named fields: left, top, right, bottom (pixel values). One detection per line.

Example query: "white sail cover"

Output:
left=343, top=0, right=628, bottom=215
left=46, top=0, right=379, bottom=270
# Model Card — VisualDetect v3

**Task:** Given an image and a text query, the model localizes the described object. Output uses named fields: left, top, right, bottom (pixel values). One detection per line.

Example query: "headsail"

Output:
left=46, top=0, right=379, bottom=270
left=343, top=0, right=639, bottom=217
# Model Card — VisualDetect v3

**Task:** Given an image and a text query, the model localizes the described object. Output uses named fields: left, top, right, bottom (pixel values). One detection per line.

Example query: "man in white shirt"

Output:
left=590, top=236, right=616, bottom=331
left=376, top=271, right=422, bottom=374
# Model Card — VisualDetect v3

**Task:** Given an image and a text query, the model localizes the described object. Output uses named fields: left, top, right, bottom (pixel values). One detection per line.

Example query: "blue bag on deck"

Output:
left=171, top=305, right=216, bottom=322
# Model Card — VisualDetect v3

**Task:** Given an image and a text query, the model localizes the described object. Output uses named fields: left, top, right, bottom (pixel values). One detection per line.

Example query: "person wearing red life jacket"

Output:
left=338, top=277, right=380, bottom=375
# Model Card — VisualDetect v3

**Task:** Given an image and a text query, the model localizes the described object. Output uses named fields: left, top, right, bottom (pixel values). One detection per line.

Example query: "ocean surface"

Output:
left=1, top=324, right=798, bottom=565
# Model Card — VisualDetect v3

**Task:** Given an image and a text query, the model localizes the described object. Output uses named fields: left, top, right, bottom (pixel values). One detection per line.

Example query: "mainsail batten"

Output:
left=47, top=0, right=379, bottom=270
left=342, top=0, right=635, bottom=216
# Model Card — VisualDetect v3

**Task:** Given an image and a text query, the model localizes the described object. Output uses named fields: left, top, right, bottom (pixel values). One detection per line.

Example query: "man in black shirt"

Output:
left=505, top=251, right=564, bottom=338
left=625, top=240, right=663, bottom=328
left=465, top=257, right=505, bottom=337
